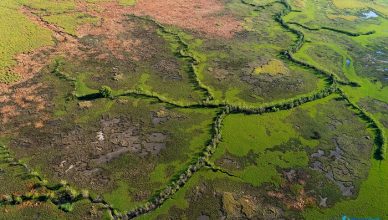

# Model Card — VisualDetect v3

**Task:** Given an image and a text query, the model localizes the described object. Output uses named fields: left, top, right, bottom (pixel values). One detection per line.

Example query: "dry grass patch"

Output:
left=331, top=0, right=388, bottom=16
left=327, top=14, right=358, bottom=21
left=253, top=59, right=289, bottom=76
left=293, top=0, right=306, bottom=9
left=128, top=0, right=243, bottom=38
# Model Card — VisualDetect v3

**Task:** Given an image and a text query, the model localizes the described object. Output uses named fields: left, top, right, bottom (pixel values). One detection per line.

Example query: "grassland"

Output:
left=43, top=13, right=100, bottom=36
left=0, top=0, right=387, bottom=219
left=0, top=0, right=53, bottom=84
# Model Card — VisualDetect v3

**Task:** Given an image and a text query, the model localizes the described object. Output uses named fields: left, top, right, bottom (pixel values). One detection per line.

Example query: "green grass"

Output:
left=331, top=0, right=388, bottom=16
left=181, top=35, right=324, bottom=105
left=304, top=159, right=388, bottom=218
left=0, top=1, right=53, bottom=83
left=43, top=13, right=100, bottom=36
left=119, top=0, right=137, bottom=6
left=211, top=94, right=375, bottom=207
left=215, top=112, right=295, bottom=157
left=259, top=14, right=388, bottom=212
left=135, top=170, right=241, bottom=219
left=104, top=181, right=141, bottom=212
left=0, top=72, right=21, bottom=84
left=2, top=65, right=217, bottom=211
left=74, top=73, right=99, bottom=97
left=17, top=0, right=75, bottom=14
left=57, top=16, right=207, bottom=104
left=0, top=199, right=108, bottom=220
left=239, top=150, right=309, bottom=187
left=0, top=145, right=41, bottom=196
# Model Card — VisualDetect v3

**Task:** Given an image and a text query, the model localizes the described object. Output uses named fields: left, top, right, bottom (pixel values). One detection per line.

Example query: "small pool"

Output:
left=346, top=59, right=351, bottom=67
left=362, top=11, right=378, bottom=19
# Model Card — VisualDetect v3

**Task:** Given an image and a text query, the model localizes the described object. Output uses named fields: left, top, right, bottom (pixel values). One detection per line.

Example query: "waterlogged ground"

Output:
left=0, top=0, right=387, bottom=219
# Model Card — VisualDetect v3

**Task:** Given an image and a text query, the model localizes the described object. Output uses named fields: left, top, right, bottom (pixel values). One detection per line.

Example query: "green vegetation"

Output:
left=0, top=0, right=387, bottom=219
left=0, top=0, right=53, bottom=83
left=18, top=0, right=75, bottom=13
left=119, top=0, right=137, bottom=6
left=43, top=13, right=100, bottom=36
left=99, top=85, right=113, bottom=98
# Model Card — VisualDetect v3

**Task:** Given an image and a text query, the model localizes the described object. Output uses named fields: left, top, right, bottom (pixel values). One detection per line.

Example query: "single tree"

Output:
left=99, top=85, right=113, bottom=98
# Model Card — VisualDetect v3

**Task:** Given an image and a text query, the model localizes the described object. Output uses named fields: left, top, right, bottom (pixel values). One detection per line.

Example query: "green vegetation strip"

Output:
left=0, top=145, right=115, bottom=216
left=287, top=21, right=376, bottom=36
left=121, top=109, right=227, bottom=218
left=229, top=83, right=337, bottom=114
left=337, top=89, right=386, bottom=160
left=128, top=15, right=215, bottom=102
left=241, top=0, right=386, bottom=161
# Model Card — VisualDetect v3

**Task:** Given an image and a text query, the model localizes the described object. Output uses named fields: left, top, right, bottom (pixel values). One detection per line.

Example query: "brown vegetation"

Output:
left=267, top=169, right=316, bottom=211
left=0, top=83, right=48, bottom=125
left=128, top=0, right=243, bottom=38
left=1, top=1, right=133, bottom=92
left=1, top=0, right=242, bottom=93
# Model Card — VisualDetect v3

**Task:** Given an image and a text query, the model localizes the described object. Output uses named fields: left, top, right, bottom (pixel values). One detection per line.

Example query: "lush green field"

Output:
left=0, top=0, right=53, bottom=83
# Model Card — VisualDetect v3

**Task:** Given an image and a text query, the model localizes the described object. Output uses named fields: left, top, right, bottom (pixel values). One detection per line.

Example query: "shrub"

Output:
left=13, top=195, right=23, bottom=204
left=99, top=85, right=113, bottom=98
left=59, top=203, right=74, bottom=212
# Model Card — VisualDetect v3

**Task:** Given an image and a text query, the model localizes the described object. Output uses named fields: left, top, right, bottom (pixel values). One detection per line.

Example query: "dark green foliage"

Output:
left=99, top=86, right=113, bottom=98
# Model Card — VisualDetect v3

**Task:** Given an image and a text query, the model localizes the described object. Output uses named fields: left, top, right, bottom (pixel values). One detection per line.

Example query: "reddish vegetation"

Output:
left=0, top=0, right=242, bottom=127
left=16, top=201, right=42, bottom=208
left=77, top=1, right=142, bottom=60
left=267, top=170, right=316, bottom=211
left=0, top=7, right=81, bottom=93
left=1, top=2, right=134, bottom=125
left=129, top=0, right=242, bottom=38
left=0, top=105, right=19, bottom=124
left=0, top=1, right=141, bottom=127
left=0, top=83, right=48, bottom=128
left=0, top=0, right=242, bottom=92
left=0, top=96, right=10, bottom=103
left=267, top=189, right=315, bottom=211
left=1, top=1, right=147, bottom=92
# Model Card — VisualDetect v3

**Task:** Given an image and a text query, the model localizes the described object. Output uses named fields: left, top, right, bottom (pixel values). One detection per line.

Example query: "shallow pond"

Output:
left=362, top=11, right=378, bottom=19
left=346, top=59, right=351, bottom=67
